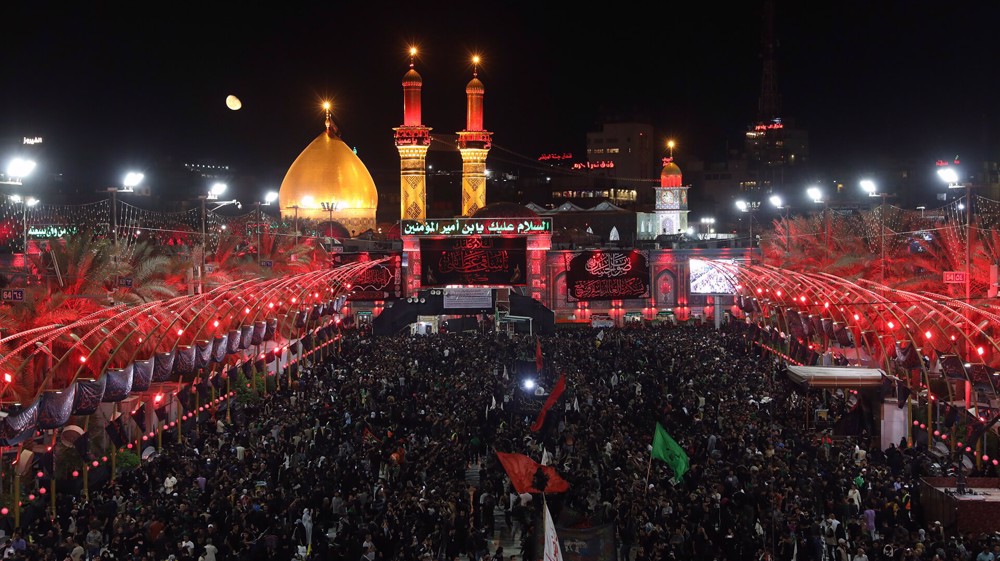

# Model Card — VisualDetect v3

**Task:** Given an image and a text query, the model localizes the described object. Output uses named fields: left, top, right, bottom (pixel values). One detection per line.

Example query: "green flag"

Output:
left=652, top=422, right=689, bottom=479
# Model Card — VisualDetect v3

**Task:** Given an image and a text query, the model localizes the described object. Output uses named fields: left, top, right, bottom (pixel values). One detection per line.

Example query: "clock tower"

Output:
left=654, top=158, right=690, bottom=236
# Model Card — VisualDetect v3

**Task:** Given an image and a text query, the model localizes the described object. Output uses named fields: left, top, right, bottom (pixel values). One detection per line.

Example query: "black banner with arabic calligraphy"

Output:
left=333, top=253, right=404, bottom=301
left=420, top=237, right=527, bottom=286
left=566, top=250, right=650, bottom=300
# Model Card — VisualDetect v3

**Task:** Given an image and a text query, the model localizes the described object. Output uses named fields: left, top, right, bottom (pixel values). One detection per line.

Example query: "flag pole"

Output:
left=644, top=452, right=653, bottom=490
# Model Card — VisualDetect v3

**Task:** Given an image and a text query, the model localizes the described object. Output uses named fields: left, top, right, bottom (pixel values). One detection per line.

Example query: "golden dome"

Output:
left=278, top=129, right=378, bottom=228
left=660, top=161, right=683, bottom=188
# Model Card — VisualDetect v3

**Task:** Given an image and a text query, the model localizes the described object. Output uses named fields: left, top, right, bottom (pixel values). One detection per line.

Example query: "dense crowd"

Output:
left=0, top=323, right=996, bottom=561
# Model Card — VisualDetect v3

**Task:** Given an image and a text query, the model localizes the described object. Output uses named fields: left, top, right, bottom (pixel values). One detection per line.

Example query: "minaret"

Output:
left=394, top=47, right=432, bottom=221
left=457, top=55, right=492, bottom=217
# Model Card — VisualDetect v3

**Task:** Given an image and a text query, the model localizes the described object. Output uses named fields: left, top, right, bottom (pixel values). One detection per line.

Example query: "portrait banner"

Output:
left=533, top=522, right=616, bottom=561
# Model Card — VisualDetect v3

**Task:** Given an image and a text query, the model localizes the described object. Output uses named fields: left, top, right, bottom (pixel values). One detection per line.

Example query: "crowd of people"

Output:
left=0, top=323, right=997, bottom=561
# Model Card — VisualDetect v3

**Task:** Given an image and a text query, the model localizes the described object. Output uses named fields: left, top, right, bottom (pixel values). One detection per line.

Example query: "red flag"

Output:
left=531, top=372, right=566, bottom=432
left=496, top=452, right=570, bottom=494
left=535, top=336, right=544, bottom=373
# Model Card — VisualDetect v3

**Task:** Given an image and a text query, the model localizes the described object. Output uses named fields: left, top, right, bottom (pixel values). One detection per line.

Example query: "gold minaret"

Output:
left=394, top=47, right=432, bottom=221
left=457, top=55, right=492, bottom=216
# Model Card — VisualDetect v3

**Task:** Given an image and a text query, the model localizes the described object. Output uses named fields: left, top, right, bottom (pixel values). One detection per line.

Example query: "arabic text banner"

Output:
left=566, top=250, right=650, bottom=300
left=333, top=253, right=403, bottom=301
left=420, top=237, right=527, bottom=286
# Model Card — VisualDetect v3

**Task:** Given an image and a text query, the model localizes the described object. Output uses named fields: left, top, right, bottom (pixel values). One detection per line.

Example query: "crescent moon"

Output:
left=226, top=95, right=242, bottom=111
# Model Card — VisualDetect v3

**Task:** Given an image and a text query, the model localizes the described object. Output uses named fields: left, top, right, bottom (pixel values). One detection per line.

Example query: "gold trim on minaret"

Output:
left=395, top=47, right=431, bottom=221
left=458, top=55, right=492, bottom=217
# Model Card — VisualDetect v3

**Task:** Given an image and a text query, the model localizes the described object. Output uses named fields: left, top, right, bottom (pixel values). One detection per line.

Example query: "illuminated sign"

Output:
left=571, top=161, right=616, bottom=170
left=935, top=157, right=961, bottom=167
left=537, top=153, right=573, bottom=161
left=22, top=137, right=43, bottom=145
left=28, top=226, right=77, bottom=238
left=401, top=218, right=551, bottom=236
left=752, top=122, right=784, bottom=131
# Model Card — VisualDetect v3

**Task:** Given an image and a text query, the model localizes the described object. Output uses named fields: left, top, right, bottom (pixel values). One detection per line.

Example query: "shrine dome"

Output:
left=660, top=160, right=683, bottom=188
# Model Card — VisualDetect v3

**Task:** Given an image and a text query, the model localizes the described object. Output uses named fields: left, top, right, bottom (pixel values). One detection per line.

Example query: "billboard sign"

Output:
left=420, top=236, right=527, bottom=286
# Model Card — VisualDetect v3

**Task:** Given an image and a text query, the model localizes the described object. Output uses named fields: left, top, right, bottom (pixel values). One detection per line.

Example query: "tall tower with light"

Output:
left=654, top=140, right=690, bottom=236
left=394, top=47, right=432, bottom=221
left=457, top=55, right=492, bottom=217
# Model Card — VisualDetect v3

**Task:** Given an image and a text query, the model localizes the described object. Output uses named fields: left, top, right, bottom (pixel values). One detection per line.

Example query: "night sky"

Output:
left=2, top=2, right=998, bottom=202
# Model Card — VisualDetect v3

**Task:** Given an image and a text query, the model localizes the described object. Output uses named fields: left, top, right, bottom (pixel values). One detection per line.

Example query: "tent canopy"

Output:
left=786, top=365, right=899, bottom=388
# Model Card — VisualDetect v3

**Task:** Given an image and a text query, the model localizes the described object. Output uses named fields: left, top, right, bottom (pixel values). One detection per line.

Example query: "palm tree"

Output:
left=112, top=241, right=181, bottom=305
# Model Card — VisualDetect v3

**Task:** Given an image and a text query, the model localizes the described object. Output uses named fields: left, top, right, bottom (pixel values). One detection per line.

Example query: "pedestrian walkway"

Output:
left=465, top=463, right=522, bottom=560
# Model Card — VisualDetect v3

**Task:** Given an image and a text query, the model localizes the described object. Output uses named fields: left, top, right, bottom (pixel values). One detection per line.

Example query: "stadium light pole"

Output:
left=255, top=190, right=278, bottom=265
left=769, top=195, right=789, bottom=256
left=937, top=167, right=972, bottom=309
left=807, top=186, right=830, bottom=262
left=108, top=171, right=144, bottom=250
left=736, top=199, right=761, bottom=259
left=860, top=179, right=888, bottom=283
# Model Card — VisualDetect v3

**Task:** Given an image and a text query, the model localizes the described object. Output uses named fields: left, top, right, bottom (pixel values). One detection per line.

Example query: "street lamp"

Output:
left=860, top=179, right=888, bottom=282
left=2, top=158, right=36, bottom=185
left=10, top=195, right=39, bottom=273
left=938, top=167, right=973, bottom=310
left=807, top=186, right=831, bottom=262
left=769, top=195, right=790, bottom=256
left=735, top=199, right=760, bottom=252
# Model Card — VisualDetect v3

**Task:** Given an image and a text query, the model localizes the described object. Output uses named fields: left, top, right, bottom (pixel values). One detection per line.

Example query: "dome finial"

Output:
left=322, top=101, right=339, bottom=137
left=471, top=54, right=480, bottom=78
left=409, top=46, right=417, bottom=69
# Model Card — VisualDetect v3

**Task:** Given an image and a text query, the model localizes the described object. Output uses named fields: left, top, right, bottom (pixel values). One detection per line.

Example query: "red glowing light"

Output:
left=775, top=290, right=782, bottom=297
left=102, top=456, right=108, bottom=462
left=0, top=508, right=7, bottom=515
left=925, top=331, right=932, bottom=339
left=39, top=487, right=46, bottom=495
left=966, top=446, right=973, bottom=452
left=72, top=471, right=79, bottom=478
left=913, top=420, right=919, bottom=426
left=2, top=373, right=10, bottom=383
left=291, top=297, right=297, bottom=303
left=978, top=346, right=985, bottom=356
left=154, top=393, right=163, bottom=403
left=36, top=471, right=43, bottom=478
left=934, top=430, right=940, bottom=436
left=756, top=288, right=762, bottom=294
left=79, top=356, right=87, bottom=364
left=799, top=296, right=806, bottom=303
left=853, top=314, right=860, bottom=321
left=824, top=302, right=830, bottom=308
left=887, top=321, right=895, bottom=329
left=92, top=461, right=99, bottom=467
left=176, top=328, right=184, bottom=335
left=268, top=302, right=274, bottom=308
left=142, top=435, right=148, bottom=441
left=213, top=320, right=220, bottom=328
left=127, top=443, right=133, bottom=449
left=244, top=307, right=250, bottom=314
left=28, top=494, right=35, bottom=501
